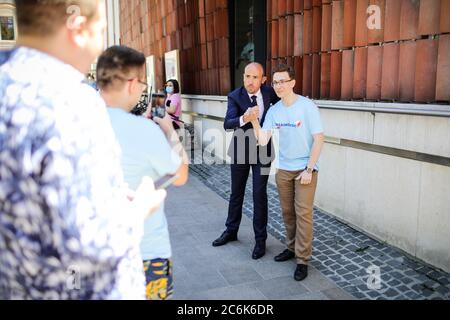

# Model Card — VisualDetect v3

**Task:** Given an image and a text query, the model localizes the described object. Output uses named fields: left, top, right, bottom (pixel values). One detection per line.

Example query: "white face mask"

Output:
left=166, top=86, right=174, bottom=94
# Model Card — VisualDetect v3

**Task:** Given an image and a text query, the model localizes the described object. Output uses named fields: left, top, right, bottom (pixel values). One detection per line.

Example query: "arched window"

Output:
left=0, top=1, right=17, bottom=49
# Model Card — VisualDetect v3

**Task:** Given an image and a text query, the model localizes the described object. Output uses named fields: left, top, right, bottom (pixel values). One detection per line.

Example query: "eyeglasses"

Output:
left=136, top=79, right=149, bottom=91
left=115, top=75, right=148, bottom=91
left=272, top=79, right=293, bottom=87
left=128, top=78, right=148, bottom=92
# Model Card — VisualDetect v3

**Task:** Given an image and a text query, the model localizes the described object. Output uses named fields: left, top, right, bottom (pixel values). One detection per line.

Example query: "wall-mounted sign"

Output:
left=146, top=55, right=156, bottom=95
left=164, top=49, right=181, bottom=90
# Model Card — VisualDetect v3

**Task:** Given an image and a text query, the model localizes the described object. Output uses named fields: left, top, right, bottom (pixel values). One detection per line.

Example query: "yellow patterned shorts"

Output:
left=143, top=258, right=173, bottom=300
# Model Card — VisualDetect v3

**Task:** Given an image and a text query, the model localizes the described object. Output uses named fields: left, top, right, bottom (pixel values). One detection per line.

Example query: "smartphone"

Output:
left=154, top=174, right=179, bottom=190
left=151, top=106, right=166, bottom=119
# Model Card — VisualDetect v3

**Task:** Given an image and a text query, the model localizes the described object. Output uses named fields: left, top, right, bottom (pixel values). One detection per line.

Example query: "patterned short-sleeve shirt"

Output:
left=0, top=47, right=146, bottom=299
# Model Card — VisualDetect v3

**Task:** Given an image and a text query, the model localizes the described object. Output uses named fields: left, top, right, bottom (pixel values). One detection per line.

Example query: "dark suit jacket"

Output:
left=224, top=85, right=280, bottom=165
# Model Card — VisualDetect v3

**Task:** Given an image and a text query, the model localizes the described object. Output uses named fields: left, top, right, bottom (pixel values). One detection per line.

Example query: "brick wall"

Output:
left=267, top=0, right=450, bottom=103
left=120, top=0, right=450, bottom=102
left=120, top=0, right=230, bottom=95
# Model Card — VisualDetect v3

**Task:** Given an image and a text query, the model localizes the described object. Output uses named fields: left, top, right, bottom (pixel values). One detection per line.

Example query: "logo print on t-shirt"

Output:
left=274, top=121, right=302, bottom=129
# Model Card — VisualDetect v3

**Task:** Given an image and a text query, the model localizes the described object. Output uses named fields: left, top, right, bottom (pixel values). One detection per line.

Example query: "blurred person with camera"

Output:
left=97, top=45, right=189, bottom=300
left=0, top=0, right=166, bottom=300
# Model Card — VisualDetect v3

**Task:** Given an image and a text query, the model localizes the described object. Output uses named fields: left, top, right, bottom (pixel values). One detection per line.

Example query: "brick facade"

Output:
left=267, top=0, right=450, bottom=103
left=120, top=0, right=450, bottom=103
left=120, top=0, right=230, bottom=95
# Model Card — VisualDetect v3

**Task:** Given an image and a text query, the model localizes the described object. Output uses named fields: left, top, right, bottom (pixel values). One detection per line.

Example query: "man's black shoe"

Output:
left=274, top=249, right=295, bottom=262
left=252, top=241, right=266, bottom=260
left=212, top=231, right=238, bottom=247
left=294, top=264, right=308, bottom=281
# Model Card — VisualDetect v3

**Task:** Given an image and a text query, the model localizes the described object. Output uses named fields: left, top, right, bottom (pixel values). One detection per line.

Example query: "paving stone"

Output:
left=252, top=276, right=310, bottom=299
left=286, top=291, right=330, bottom=300
left=218, top=266, right=264, bottom=286
left=189, top=283, right=268, bottom=300
left=437, top=277, right=450, bottom=286
left=353, top=257, right=364, bottom=264
left=253, top=260, right=296, bottom=281
left=352, top=291, right=367, bottom=300
left=346, top=264, right=359, bottom=272
left=301, top=268, right=337, bottom=292
left=405, top=269, right=419, bottom=277
left=384, top=288, right=402, bottom=299
left=322, top=287, right=355, bottom=300
left=388, top=279, right=402, bottom=287
left=343, top=274, right=355, bottom=281
left=366, top=290, right=383, bottom=300
left=188, top=165, right=450, bottom=300
left=405, top=291, right=421, bottom=299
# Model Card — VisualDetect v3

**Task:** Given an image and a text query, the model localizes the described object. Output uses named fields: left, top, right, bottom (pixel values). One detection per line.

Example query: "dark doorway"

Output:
left=230, top=0, right=267, bottom=90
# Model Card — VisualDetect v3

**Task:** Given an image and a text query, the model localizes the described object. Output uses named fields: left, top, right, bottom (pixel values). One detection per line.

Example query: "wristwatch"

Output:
left=306, top=167, right=313, bottom=174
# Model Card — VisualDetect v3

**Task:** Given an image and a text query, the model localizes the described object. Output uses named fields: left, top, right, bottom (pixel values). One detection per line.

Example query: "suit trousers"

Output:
left=225, top=163, right=270, bottom=242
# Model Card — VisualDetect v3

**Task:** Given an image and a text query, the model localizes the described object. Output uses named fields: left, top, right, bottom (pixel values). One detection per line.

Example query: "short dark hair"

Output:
left=16, top=0, right=100, bottom=36
left=272, top=64, right=295, bottom=80
left=166, top=79, right=180, bottom=94
left=96, top=46, right=146, bottom=91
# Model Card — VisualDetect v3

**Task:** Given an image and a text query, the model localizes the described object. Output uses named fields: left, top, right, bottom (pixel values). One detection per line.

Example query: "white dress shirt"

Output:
left=240, top=89, right=264, bottom=127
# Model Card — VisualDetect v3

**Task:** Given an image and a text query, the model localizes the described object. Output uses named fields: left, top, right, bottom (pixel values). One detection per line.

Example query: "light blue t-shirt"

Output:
left=262, top=95, right=324, bottom=171
left=107, top=108, right=181, bottom=260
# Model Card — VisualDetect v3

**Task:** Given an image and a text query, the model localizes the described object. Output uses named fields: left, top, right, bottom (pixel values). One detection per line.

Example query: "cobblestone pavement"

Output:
left=189, top=163, right=450, bottom=300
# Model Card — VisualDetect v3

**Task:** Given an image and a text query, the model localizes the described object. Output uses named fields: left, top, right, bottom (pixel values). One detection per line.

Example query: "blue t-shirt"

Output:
left=108, top=108, right=181, bottom=260
left=262, top=95, right=324, bottom=171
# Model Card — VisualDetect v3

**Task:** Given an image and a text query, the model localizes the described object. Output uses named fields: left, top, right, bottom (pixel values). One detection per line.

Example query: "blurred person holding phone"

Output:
left=164, top=79, right=183, bottom=130
left=0, top=0, right=166, bottom=300
left=97, top=45, right=189, bottom=300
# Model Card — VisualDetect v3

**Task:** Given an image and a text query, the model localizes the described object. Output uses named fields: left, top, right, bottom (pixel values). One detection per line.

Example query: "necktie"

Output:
left=251, top=95, right=263, bottom=119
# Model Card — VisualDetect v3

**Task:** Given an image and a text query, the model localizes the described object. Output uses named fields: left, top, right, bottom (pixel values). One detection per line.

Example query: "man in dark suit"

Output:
left=212, top=62, right=280, bottom=259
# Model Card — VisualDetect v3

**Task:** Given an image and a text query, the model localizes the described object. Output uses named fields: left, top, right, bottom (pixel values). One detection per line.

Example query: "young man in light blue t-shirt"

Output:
left=97, top=46, right=189, bottom=299
left=250, top=64, right=325, bottom=282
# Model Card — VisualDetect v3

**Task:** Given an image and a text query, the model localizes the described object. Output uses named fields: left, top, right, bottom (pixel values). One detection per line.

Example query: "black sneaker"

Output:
left=294, top=264, right=308, bottom=281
